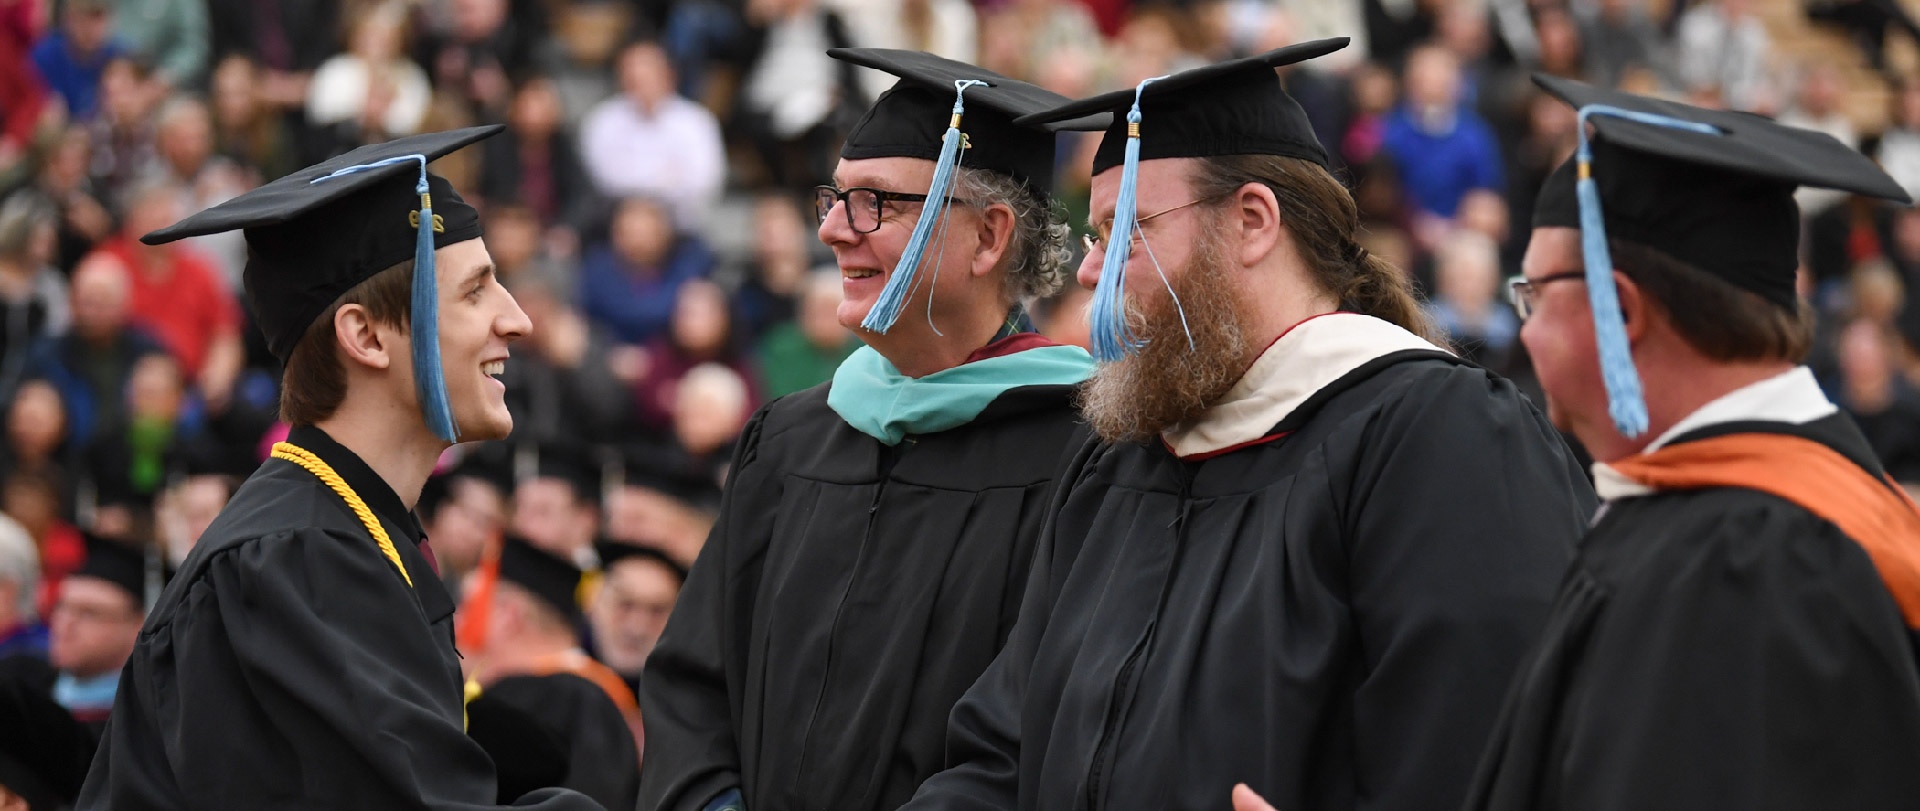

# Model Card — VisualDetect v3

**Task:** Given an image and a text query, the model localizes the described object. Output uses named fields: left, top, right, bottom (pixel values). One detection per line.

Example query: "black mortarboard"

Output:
left=141, top=126, right=505, bottom=443
left=828, top=49, right=1108, bottom=334
left=0, top=674, right=95, bottom=810
left=595, top=540, right=688, bottom=585
left=523, top=444, right=602, bottom=509
left=831, top=48, right=1106, bottom=195
left=464, top=690, right=569, bottom=803
left=73, top=533, right=158, bottom=608
left=1012, top=39, right=1348, bottom=363
left=1531, top=75, right=1910, bottom=308
left=1015, top=38, right=1349, bottom=175
left=1527, top=75, right=1909, bottom=440
left=497, top=536, right=585, bottom=625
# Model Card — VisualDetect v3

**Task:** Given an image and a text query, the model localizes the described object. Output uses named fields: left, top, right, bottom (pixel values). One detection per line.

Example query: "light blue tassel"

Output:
left=310, top=154, right=461, bottom=442
left=862, top=79, right=988, bottom=333
left=1088, top=76, right=1167, bottom=363
left=1571, top=104, right=1719, bottom=439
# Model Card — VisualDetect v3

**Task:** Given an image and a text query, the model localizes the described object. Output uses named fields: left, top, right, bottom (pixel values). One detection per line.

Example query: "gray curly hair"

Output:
left=951, top=167, right=1074, bottom=305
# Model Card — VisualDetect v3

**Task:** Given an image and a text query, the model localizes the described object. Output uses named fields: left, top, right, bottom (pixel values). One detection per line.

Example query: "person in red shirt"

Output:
left=94, top=179, right=243, bottom=410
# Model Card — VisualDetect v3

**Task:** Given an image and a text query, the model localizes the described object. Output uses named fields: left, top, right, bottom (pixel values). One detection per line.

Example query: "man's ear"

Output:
left=334, top=303, right=393, bottom=371
left=972, top=202, right=1018, bottom=279
left=1234, top=181, right=1282, bottom=269
left=1614, top=270, right=1649, bottom=345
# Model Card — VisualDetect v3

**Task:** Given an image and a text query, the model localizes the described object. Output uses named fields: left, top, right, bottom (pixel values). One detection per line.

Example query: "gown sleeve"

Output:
left=1338, top=371, right=1591, bottom=811
left=903, top=438, right=1105, bottom=811
left=1557, top=504, right=1920, bottom=810
left=638, top=410, right=774, bottom=811
left=131, top=527, right=604, bottom=810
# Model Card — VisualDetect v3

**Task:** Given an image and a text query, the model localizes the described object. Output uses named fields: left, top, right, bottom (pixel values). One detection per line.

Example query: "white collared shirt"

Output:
left=1591, top=366, right=1837, bottom=501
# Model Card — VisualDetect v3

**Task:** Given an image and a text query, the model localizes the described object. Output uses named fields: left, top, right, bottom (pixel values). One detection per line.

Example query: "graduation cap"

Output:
left=1529, top=75, right=1910, bottom=438
left=496, top=536, right=586, bottom=626
left=595, top=540, right=688, bottom=585
left=0, top=674, right=95, bottom=811
left=72, top=532, right=168, bottom=610
left=463, top=690, right=570, bottom=803
left=1011, top=38, right=1350, bottom=362
left=826, top=48, right=1108, bottom=333
left=140, top=126, right=506, bottom=443
left=521, top=444, right=603, bottom=509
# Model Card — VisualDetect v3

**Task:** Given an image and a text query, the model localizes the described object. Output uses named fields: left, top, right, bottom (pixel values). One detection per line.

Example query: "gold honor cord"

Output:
left=270, top=442, right=413, bottom=587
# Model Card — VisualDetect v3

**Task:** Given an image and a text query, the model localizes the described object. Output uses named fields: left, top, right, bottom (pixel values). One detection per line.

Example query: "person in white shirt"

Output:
left=579, top=41, right=727, bottom=232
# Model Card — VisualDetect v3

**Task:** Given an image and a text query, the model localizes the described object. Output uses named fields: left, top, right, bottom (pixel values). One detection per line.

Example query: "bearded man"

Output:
left=899, top=41, right=1595, bottom=811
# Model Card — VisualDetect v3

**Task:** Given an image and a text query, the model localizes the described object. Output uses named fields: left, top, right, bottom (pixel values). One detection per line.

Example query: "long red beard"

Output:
left=1078, top=225, right=1252, bottom=444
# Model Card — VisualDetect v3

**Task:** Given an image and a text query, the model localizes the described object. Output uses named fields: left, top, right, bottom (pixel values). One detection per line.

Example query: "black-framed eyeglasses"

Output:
left=814, top=185, right=972, bottom=234
left=1507, top=271, right=1587, bottom=322
left=1082, top=192, right=1234, bottom=259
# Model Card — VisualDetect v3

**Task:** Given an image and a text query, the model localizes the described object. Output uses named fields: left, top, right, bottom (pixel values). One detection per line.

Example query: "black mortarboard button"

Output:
left=140, top=126, right=506, bottom=442
left=594, top=540, right=688, bottom=585
left=496, top=536, right=586, bottom=626
left=1526, top=75, right=1910, bottom=440
left=831, top=48, right=1109, bottom=196
left=1014, top=38, right=1350, bottom=175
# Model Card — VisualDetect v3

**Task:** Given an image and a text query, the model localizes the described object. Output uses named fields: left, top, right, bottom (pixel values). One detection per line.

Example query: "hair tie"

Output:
left=1352, top=245, right=1370, bottom=264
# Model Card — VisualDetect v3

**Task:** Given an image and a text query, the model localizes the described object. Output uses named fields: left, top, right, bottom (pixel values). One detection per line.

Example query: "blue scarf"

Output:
left=54, top=671, right=120, bottom=712
left=827, top=343, right=1093, bottom=445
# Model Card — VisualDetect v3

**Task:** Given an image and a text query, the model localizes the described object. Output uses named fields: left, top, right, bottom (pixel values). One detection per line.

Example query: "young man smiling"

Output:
left=900, top=41, right=1594, bottom=811
left=637, top=50, right=1099, bottom=811
left=74, top=127, right=602, bottom=810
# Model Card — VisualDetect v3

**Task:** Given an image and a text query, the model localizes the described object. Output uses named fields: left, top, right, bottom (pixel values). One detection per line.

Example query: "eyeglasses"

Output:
left=1506, top=271, right=1587, bottom=321
left=814, top=185, right=972, bottom=234
left=1082, top=192, right=1232, bottom=259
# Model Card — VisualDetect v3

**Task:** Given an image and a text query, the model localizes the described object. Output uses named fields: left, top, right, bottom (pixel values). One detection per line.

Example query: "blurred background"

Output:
left=4, top=0, right=1920, bottom=689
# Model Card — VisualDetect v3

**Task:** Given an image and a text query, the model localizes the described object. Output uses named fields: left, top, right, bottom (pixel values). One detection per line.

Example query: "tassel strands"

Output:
left=1569, top=104, right=1720, bottom=439
left=309, top=154, right=461, bottom=442
left=1088, top=75, right=1168, bottom=363
left=862, top=79, right=990, bottom=333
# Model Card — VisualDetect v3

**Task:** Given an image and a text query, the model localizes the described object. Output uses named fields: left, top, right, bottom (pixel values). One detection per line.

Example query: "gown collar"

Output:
left=284, top=424, right=424, bottom=546
left=1592, top=366, right=1837, bottom=501
left=1162, top=313, right=1448, bottom=459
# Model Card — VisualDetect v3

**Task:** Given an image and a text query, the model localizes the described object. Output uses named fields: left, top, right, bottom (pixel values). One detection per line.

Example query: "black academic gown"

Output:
left=1464, top=414, right=1920, bottom=811
left=488, top=673, right=640, bottom=811
left=638, top=380, right=1090, bottom=811
left=904, top=352, right=1593, bottom=811
left=76, top=426, right=602, bottom=810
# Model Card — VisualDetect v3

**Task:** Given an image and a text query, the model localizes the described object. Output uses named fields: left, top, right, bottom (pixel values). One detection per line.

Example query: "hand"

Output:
left=1232, top=784, right=1277, bottom=811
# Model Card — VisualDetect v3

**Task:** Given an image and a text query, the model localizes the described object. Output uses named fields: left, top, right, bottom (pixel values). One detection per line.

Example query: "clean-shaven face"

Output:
left=1517, top=228, right=1608, bottom=446
left=433, top=238, right=531, bottom=443
left=818, top=156, right=984, bottom=339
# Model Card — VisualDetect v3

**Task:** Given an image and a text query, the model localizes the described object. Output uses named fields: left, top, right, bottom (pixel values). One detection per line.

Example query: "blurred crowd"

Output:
left=5, top=0, right=1920, bottom=748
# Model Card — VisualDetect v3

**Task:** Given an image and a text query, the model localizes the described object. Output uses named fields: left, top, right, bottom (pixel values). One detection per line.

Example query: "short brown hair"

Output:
left=1188, top=154, right=1445, bottom=345
left=1610, top=239, right=1814, bottom=363
left=279, top=261, right=415, bottom=425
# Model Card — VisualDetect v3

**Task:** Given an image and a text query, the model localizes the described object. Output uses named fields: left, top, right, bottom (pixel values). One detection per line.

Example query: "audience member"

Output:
left=587, top=541, right=684, bottom=693
left=305, top=3, right=432, bottom=148
left=757, top=269, right=855, bottom=399
left=46, top=534, right=154, bottom=731
left=633, top=278, right=754, bottom=433
left=579, top=41, right=726, bottom=230
left=25, top=252, right=166, bottom=447
left=30, top=0, right=123, bottom=123
left=0, top=514, right=43, bottom=661
left=1427, top=230, right=1519, bottom=372
left=501, top=268, right=634, bottom=446
left=97, top=179, right=242, bottom=408
left=480, top=77, right=598, bottom=241
left=579, top=196, right=715, bottom=345
left=1781, top=64, right=1860, bottom=218
left=150, top=95, right=248, bottom=286
left=0, top=192, right=68, bottom=398
left=107, top=0, right=207, bottom=92
left=735, top=0, right=862, bottom=192
left=1833, top=318, right=1920, bottom=480
left=1382, top=45, right=1502, bottom=245
left=419, top=465, right=506, bottom=593
left=208, top=54, right=298, bottom=181
left=1675, top=0, right=1774, bottom=110
left=511, top=453, right=602, bottom=569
